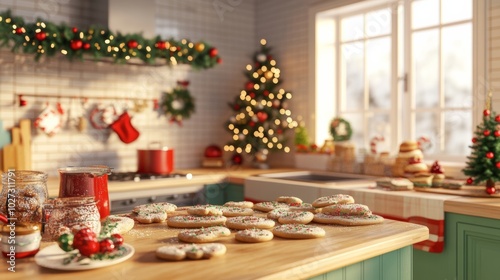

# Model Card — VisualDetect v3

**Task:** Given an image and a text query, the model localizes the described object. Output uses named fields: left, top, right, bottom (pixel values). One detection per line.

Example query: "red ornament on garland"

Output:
left=495, top=130, right=500, bottom=137
left=472, top=137, right=477, bottom=143
left=35, top=32, right=47, bottom=41
left=82, top=42, right=91, bottom=50
left=72, top=27, right=78, bottom=33
left=263, top=90, right=269, bottom=96
left=496, top=115, right=500, bottom=122
left=486, top=186, right=496, bottom=195
left=70, top=39, right=83, bottom=50
left=208, top=48, right=218, bottom=57
left=496, top=162, right=500, bottom=168
left=483, top=109, right=491, bottom=116
left=466, top=177, right=474, bottom=185
left=249, top=121, right=255, bottom=127
left=204, top=145, right=223, bottom=158
left=127, top=39, right=138, bottom=49
left=245, top=82, right=254, bottom=91
left=155, top=41, right=167, bottom=50
left=256, top=111, right=268, bottom=122
left=15, top=27, right=24, bottom=34
left=484, top=130, right=491, bottom=136
left=486, top=152, right=494, bottom=159
left=231, top=153, right=243, bottom=165
left=249, top=92, right=255, bottom=99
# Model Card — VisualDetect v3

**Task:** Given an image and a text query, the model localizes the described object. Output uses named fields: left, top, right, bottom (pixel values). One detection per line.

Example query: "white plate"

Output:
left=34, top=243, right=134, bottom=271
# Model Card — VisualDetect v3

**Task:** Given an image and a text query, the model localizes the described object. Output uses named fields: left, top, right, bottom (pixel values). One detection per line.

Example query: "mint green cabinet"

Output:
left=204, top=183, right=244, bottom=205
left=414, top=213, right=500, bottom=280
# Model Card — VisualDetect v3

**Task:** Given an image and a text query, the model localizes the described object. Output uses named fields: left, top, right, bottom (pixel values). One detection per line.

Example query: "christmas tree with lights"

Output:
left=463, top=92, right=500, bottom=195
left=224, top=39, right=297, bottom=166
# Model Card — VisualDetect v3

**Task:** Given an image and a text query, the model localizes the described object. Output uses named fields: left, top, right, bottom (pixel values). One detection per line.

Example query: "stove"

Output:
left=108, top=172, right=206, bottom=214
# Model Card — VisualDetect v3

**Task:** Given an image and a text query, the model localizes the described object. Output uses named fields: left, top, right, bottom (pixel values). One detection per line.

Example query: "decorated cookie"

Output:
left=221, top=206, right=254, bottom=217
left=267, top=208, right=290, bottom=220
left=321, top=204, right=372, bottom=217
left=167, top=215, right=227, bottom=228
left=178, top=226, right=231, bottom=243
left=313, top=213, right=384, bottom=226
left=187, top=204, right=223, bottom=216
left=104, top=215, right=135, bottom=234
left=253, top=201, right=290, bottom=212
left=278, top=211, right=314, bottom=224
left=272, top=224, right=326, bottom=239
left=289, top=202, right=321, bottom=213
left=131, top=204, right=168, bottom=224
left=276, top=196, right=303, bottom=205
left=156, top=243, right=227, bottom=261
left=223, top=201, right=254, bottom=209
left=225, top=216, right=275, bottom=230
left=133, top=202, right=177, bottom=214
left=312, top=194, right=355, bottom=208
left=235, top=229, right=274, bottom=243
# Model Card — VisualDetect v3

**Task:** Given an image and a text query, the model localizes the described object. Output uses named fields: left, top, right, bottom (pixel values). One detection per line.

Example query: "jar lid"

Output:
left=45, top=197, right=97, bottom=208
left=58, top=166, right=111, bottom=176
left=1, top=224, right=40, bottom=234
left=1, top=170, right=48, bottom=183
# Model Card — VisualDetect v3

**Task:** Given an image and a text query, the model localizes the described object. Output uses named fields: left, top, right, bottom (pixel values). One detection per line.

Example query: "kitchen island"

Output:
left=3, top=214, right=428, bottom=280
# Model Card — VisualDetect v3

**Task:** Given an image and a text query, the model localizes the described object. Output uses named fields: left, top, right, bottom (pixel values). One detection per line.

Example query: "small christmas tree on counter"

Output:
left=463, top=92, right=500, bottom=194
left=224, top=39, right=298, bottom=166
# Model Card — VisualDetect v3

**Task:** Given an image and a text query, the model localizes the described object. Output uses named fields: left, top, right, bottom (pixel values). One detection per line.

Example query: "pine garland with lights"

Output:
left=161, top=81, right=195, bottom=125
left=0, top=9, right=221, bottom=69
left=463, top=92, right=500, bottom=194
left=224, top=39, right=298, bottom=158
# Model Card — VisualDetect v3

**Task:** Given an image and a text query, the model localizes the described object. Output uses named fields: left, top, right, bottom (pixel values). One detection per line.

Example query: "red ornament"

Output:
left=208, top=48, right=218, bottom=57
left=72, top=27, right=78, bottom=33
left=70, top=39, right=83, bottom=50
left=15, top=27, right=24, bottom=34
left=155, top=41, right=167, bottom=50
left=496, top=115, right=500, bottom=122
left=484, top=109, right=491, bottom=116
left=99, top=238, right=115, bottom=253
left=249, top=121, right=255, bottom=127
left=217, top=57, right=222, bottom=64
left=486, top=152, right=494, bottom=159
left=127, top=39, right=138, bottom=49
left=204, top=145, right=223, bottom=158
left=245, top=82, right=254, bottom=91
left=472, top=137, right=477, bottom=143
left=496, top=162, right=500, bottom=168
left=466, top=177, right=474, bottom=185
left=486, top=186, right=496, bottom=195
left=231, top=153, right=243, bottom=165
left=177, top=80, right=190, bottom=87
left=484, top=130, right=491, bottom=136
left=263, top=90, right=269, bottom=96
left=82, top=42, right=91, bottom=50
left=35, top=32, right=47, bottom=41
left=249, top=92, right=255, bottom=99
left=495, top=130, right=500, bottom=137
left=72, top=228, right=99, bottom=257
left=256, top=111, right=268, bottom=122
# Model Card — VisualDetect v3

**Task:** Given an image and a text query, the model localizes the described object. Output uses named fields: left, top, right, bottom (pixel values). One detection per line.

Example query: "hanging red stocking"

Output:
left=109, top=112, right=140, bottom=144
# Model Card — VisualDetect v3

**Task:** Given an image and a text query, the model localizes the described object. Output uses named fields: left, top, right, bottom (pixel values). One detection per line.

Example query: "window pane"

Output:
left=367, top=114, right=391, bottom=152
left=366, top=9, right=391, bottom=37
left=442, top=0, right=472, bottom=24
left=444, top=110, right=472, bottom=155
left=415, top=111, right=438, bottom=155
left=367, top=37, right=391, bottom=109
left=342, top=43, right=364, bottom=111
left=341, top=15, right=364, bottom=41
left=442, top=24, right=472, bottom=108
left=413, top=29, right=439, bottom=108
left=412, top=0, right=439, bottom=29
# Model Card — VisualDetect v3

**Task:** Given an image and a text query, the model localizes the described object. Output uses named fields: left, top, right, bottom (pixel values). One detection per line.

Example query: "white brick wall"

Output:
left=0, top=0, right=257, bottom=175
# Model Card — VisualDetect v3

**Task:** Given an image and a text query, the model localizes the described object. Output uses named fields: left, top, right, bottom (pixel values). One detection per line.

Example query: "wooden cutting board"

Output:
left=20, top=119, right=32, bottom=170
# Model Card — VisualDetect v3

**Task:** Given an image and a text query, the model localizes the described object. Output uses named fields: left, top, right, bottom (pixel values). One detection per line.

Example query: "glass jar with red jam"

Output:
left=58, top=166, right=111, bottom=220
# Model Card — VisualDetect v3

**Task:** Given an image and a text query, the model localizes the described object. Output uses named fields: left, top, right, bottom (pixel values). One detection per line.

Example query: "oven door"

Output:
left=109, top=185, right=205, bottom=214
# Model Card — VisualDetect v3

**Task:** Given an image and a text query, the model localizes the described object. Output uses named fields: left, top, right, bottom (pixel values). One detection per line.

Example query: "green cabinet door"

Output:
left=204, top=183, right=244, bottom=205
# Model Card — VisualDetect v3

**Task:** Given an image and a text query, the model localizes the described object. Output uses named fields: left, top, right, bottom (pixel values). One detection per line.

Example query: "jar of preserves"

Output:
left=42, top=197, right=101, bottom=241
left=0, top=170, right=48, bottom=228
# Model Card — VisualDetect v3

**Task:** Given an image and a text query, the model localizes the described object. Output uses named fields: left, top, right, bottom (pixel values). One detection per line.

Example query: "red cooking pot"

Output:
left=137, top=143, right=174, bottom=174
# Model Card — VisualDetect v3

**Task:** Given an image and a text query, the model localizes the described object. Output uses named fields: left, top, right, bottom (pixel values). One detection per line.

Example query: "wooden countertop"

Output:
left=4, top=213, right=428, bottom=280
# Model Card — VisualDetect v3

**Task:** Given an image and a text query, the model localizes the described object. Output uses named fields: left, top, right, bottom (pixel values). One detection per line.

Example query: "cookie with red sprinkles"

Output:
left=272, top=224, right=326, bottom=239
left=167, top=215, right=227, bottom=228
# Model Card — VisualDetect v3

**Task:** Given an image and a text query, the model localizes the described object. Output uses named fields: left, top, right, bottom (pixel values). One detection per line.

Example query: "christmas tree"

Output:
left=463, top=92, right=500, bottom=194
left=224, top=39, right=297, bottom=162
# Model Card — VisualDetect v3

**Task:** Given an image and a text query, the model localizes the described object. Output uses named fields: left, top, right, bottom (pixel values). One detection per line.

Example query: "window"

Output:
left=314, top=0, right=483, bottom=162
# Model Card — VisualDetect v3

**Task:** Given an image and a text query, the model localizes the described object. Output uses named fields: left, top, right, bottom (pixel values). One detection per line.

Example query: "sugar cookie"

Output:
left=289, top=203, right=321, bottom=213
left=221, top=206, right=254, bottom=217
left=225, top=216, right=275, bottom=230
left=223, top=201, right=254, bottom=209
left=273, top=224, right=325, bottom=239
left=131, top=204, right=167, bottom=224
left=177, top=226, right=231, bottom=243
left=276, top=196, right=303, bottom=205
left=311, top=194, right=354, bottom=208
left=235, top=229, right=274, bottom=243
left=133, top=202, right=177, bottom=214
left=104, top=215, right=135, bottom=234
left=267, top=208, right=290, bottom=220
left=156, top=243, right=227, bottom=261
left=253, top=201, right=290, bottom=212
left=167, top=215, right=227, bottom=228
left=313, top=213, right=384, bottom=226
left=278, top=211, right=314, bottom=224
left=187, top=204, right=223, bottom=216
left=321, top=203, right=372, bottom=217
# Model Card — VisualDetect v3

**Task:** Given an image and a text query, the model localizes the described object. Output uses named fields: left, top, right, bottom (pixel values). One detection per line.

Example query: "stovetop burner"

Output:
left=108, top=172, right=188, bottom=182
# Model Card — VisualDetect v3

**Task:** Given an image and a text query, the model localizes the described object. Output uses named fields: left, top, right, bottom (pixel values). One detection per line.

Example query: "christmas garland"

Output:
left=161, top=83, right=195, bottom=125
left=330, top=117, right=353, bottom=142
left=0, top=9, right=220, bottom=69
